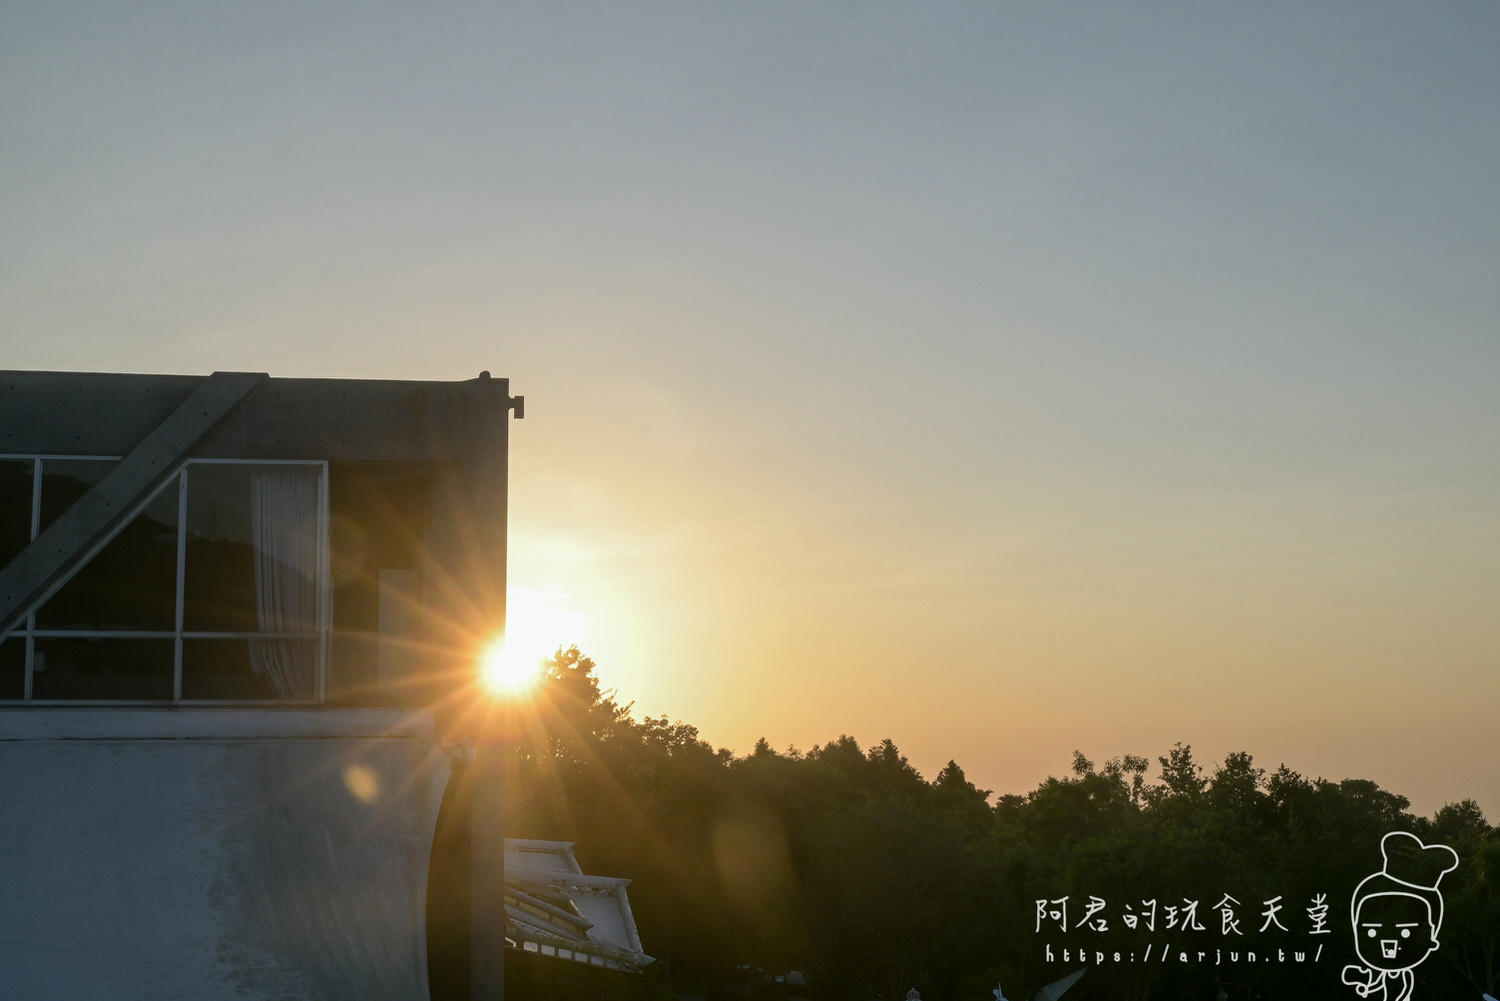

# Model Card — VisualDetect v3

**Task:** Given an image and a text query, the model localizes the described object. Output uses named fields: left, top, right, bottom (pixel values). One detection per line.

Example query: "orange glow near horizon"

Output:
left=478, top=586, right=592, bottom=696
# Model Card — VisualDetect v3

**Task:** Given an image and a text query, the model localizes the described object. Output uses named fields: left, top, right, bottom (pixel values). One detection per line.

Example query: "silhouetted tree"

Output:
left=495, top=648, right=1497, bottom=1001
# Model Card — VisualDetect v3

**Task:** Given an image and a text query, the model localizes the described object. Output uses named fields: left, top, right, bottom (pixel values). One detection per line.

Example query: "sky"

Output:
left=3, top=2, right=1497, bottom=816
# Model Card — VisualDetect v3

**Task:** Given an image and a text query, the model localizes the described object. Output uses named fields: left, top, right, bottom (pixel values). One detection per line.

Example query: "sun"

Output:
left=479, top=639, right=544, bottom=694
left=478, top=586, right=590, bottom=696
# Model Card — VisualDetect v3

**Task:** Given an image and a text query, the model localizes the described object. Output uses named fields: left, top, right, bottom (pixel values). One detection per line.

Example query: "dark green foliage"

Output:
left=505, top=947, right=678, bottom=1001
left=501, top=649, right=1499, bottom=1001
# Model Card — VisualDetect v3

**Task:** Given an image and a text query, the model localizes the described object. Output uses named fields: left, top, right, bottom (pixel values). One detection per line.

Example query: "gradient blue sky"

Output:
left=4, top=2, right=1497, bottom=815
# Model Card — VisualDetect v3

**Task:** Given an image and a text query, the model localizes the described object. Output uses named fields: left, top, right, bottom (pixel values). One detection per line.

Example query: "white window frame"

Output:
left=0, top=455, right=330, bottom=704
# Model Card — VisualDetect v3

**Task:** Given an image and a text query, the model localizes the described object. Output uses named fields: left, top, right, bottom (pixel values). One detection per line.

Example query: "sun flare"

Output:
left=478, top=587, right=591, bottom=696
left=479, top=640, right=543, bottom=694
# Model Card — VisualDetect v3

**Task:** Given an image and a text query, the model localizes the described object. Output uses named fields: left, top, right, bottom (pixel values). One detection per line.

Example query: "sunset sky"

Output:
left=4, top=3, right=1497, bottom=815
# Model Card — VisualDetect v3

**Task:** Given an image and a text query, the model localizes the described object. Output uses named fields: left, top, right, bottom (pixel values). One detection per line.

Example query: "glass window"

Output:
left=184, top=464, right=323, bottom=636
left=1, top=456, right=327, bottom=703
left=0, top=638, right=23, bottom=700
left=35, top=486, right=178, bottom=631
left=38, top=459, right=115, bottom=533
left=31, top=637, right=174, bottom=700
left=181, top=637, right=317, bottom=700
left=0, top=458, right=34, bottom=567
left=184, top=464, right=258, bottom=632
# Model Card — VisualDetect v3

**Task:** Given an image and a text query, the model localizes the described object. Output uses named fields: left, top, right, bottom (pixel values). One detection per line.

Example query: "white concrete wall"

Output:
left=0, top=708, right=449, bottom=1001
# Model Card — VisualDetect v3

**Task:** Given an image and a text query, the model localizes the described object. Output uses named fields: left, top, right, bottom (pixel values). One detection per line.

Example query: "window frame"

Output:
left=0, top=454, right=330, bottom=704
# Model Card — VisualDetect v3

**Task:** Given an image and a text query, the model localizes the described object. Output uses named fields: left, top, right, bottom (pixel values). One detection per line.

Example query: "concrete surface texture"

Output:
left=0, top=708, right=449, bottom=1000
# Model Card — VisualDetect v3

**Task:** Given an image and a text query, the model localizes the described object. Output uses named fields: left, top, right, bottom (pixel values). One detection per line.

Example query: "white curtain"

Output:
left=249, top=466, right=320, bottom=699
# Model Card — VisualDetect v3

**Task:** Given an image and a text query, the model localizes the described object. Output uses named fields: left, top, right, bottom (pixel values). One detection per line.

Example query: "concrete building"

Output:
left=0, top=370, right=522, bottom=1000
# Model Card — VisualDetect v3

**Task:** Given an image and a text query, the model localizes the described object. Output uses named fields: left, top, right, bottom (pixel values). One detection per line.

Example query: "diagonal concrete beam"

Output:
left=0, top=371, right=267, bottom=638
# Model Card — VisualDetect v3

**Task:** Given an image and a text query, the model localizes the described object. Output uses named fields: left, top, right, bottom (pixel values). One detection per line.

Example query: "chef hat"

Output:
left=1379, top=831, right=1459, bottom=891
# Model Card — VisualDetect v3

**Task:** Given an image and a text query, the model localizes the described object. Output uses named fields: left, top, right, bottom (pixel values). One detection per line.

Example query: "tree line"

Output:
left=499, top=648, right=1499, bottom=1001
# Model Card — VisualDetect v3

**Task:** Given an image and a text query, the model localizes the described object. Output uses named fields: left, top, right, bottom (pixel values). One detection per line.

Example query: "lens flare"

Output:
left=477, top=586, right=591, bottom=696
left=480, top=638, right=544, bottom=694
left=342, top=763, right=381, bottom=804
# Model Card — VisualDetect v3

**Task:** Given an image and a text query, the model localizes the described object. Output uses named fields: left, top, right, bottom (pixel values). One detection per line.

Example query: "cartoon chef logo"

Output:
left=1340, top=831, right=1459, bottom=1001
